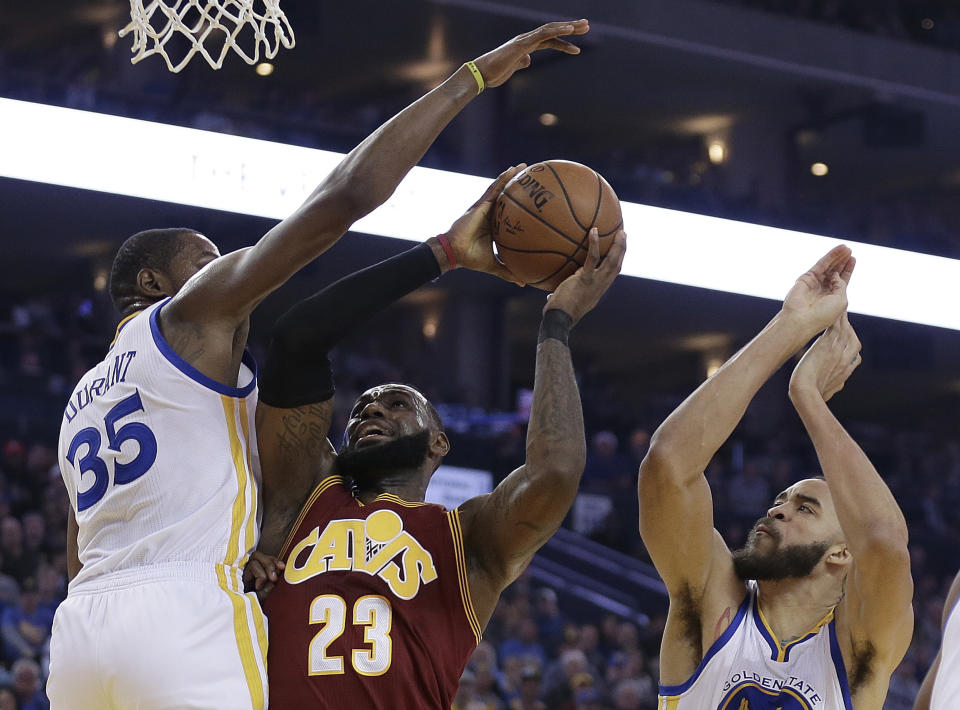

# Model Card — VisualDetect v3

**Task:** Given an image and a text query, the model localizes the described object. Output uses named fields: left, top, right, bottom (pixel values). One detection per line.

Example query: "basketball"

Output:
left=492, top=160, right=623, bottom=290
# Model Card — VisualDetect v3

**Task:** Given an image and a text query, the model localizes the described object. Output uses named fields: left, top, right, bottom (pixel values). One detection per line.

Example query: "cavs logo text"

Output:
left=284, top=509, right=438, bottom=600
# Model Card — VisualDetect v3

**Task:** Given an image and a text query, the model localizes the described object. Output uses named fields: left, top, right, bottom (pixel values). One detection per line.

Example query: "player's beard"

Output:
left=336, top=430, right=432, bottom=481
left=731, top=520, right=831, bottom=581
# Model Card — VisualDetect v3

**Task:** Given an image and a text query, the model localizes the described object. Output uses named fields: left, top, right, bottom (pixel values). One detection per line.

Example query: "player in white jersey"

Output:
left=914, top=569, right=960, bottom=709
left=46, top=21, right=587, bottom=707
left=638, top=247, right=913, bottom=710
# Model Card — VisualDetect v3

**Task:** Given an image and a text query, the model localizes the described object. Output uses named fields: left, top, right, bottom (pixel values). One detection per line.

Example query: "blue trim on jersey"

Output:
left=658, top=591, right=751, bottom=696
left=827, top=619, right=854, bottom=710
left=150, top=300, right=258, bottom=398
left=752, top=591, right=782, bottom=662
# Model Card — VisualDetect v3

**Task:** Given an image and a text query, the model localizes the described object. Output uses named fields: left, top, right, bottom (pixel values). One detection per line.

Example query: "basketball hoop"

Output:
left=119, top=0, right=295, bottom=73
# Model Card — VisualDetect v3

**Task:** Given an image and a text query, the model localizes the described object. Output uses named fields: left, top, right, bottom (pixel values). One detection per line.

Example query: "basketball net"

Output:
left=119, top=0, right=295, bottom=73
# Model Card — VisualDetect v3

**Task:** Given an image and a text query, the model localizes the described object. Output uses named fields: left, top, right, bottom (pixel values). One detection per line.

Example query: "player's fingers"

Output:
left=840, top=255, right=856, bottom=285
left=536, top=37, right=581, bottom=54
left=585, top=228, right=601, bottom=270
left=526, top=21, right=574, bottom=41
left=599, top=230, right=627, bottom=275
left=478, top=164, right=524, bottom=206
left=518, top=54, right=532, bottom=70
left=808, top=244, right=852, bottom=277
left=245, top=560, right=267, bottom=589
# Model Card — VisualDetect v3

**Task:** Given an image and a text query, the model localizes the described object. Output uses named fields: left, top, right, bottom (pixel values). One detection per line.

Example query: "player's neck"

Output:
left=756, top=577, right=842, bottom=643
left=353, top=469, right=429, bottom=505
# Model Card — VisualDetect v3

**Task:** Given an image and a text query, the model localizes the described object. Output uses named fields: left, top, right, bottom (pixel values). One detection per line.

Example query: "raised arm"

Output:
left=788, top=314, right=913, bottom=674
left=254, top=168, right=525, bottom=560
left=638, top=247, right=855, bottom=600
left=460, top=229, right=626, bottom=622
left=914, top=569, right=960, bottom=710
left=165, top=20, right=589, bottom=330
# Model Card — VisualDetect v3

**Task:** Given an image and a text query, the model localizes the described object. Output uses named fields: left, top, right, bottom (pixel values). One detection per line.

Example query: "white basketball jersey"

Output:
left=58, top=299, right=261, bottom=592
left=932, top=597, right=960, bottom=709
left=658, top=582, right=852, bottom=710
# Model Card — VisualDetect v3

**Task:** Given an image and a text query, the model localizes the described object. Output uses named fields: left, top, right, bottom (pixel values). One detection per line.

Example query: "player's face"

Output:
left=754, top=479, right=841, bottom=550
left=167, top=232, right=221, bottom=292
left=732, top=479, right=844, bottom=581
left=343, top=384, right=432, bottom=452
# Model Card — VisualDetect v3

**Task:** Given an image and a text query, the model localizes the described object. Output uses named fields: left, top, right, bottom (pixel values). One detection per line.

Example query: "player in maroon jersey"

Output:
left=247, top=24, right=625, bottom=702
left=252, top=214, right=624, bottom=709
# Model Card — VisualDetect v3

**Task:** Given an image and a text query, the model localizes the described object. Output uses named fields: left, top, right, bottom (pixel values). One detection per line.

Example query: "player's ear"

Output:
left=825, top=542, right=851, bottom=570
left=137, top=267, right=173, bottom=299
left=430, top=431, right=450, bottom=458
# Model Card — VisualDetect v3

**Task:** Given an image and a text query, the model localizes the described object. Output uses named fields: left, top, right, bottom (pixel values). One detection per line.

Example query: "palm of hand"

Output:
left=783, top=271, right=847, bottom=332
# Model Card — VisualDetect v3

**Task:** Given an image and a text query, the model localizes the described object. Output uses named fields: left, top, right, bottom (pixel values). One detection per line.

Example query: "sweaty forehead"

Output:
left=780, top=478, right=833, bottom=505
left=356, top=384, right=426, bottom=406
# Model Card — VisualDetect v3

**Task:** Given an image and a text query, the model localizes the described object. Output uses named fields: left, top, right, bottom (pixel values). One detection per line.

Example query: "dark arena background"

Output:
left=3, top=1, right=960, bottom=708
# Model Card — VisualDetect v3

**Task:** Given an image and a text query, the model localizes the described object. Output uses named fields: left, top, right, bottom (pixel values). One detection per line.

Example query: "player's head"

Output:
left=732, top=477, right=850, bottom=582
left=336, top=383, right=449, bottom=485
left=109, top=228, right=220, bottom=315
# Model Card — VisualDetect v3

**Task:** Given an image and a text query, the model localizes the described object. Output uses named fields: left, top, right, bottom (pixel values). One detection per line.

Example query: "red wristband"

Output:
left=437, top=234, right=457, bottom=269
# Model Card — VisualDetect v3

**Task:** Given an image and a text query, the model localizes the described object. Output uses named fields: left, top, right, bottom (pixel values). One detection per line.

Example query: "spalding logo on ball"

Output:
left=492, top=160, right=622, bottom=290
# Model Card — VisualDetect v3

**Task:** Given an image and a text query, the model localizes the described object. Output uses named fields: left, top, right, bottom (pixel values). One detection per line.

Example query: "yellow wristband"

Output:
left=464, top=61, right=484, bottom=95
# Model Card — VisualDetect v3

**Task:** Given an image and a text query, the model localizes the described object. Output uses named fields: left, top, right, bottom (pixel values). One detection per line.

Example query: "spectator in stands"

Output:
left=500, top=618, right=547, bottom=668
left=612, top=678, right=650, bottom=710
left=583, top=431, right=632, bottom=491
left=0, top=684, right=17, bottom=710
left=10, top=659, right=46, bottom=710
left=509, top=666, right=546, bottom=710
left=1, top=579, right=53, bottom=663
left=19, top=516, right=45, bottom=568
left=0, top=520, right=32, bottom=586
left=534, top=588, right=566, bottom=655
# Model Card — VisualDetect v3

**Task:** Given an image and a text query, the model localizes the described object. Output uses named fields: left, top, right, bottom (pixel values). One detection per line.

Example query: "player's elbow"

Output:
left=639, top=433, right=682, bottom=483
left=312, top=167, right=390, bottom=224
left=526, top=440, right=585, bottom=482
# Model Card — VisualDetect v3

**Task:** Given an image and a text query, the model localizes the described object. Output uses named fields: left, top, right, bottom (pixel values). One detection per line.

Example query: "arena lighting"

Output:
left=2, top=97, right=960, bottom=331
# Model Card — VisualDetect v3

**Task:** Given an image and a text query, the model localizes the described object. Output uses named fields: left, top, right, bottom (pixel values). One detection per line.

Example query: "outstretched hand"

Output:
left=789, top=313, right=862, bottom=402
left=473, top=20, right=589, bottom=88
left=545, top=228, right=626, bottom=326
left=781, top=245, right=856, bottom=337
left=442, top=165, right=526, bottom=285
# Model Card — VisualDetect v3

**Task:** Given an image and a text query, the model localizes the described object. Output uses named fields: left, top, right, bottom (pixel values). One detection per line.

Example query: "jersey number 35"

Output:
left=66, top=391, right=158, bottom=511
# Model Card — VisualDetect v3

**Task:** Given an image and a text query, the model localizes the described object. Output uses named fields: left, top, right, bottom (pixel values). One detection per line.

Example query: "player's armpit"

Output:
left=838, top=539, right=913, bottom=681
left=256, top=400, right=336, bottom=556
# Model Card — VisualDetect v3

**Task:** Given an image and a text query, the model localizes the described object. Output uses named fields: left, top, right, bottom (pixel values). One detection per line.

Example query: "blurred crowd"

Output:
left=711, top=0, right=960, bottom=50
left=3, top=289, right=957, bottom=709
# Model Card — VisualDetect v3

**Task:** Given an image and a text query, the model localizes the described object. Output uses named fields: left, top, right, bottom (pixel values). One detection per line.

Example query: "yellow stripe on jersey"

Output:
left=221, top=396, right=251, bottom=567
left=217, top=564, right=266, bottom=710
left=109, top=310, right=142, bottom=348
left=658, top=696, right=680, bottom=710
left=238, top=403, right=258, bottom=566
left=277, top=476, right=347, bottom=560
left=756, top=597, right=833, bottom=662
left=373, top=492, right=429, bottom=508
left=447, top=509, right=482, bottom=645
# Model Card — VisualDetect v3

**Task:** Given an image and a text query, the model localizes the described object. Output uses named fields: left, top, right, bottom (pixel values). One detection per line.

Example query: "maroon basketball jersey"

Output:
left=265, top=475, right=481, bottom=709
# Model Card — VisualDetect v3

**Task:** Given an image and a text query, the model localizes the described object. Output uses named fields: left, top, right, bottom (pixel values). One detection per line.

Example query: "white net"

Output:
left=119, top=0, right=296, bottom=73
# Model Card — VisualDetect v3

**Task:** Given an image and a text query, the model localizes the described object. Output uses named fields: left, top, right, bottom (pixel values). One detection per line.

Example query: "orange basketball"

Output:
left=492, top=160, right=622, bottom=290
